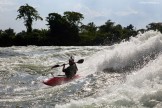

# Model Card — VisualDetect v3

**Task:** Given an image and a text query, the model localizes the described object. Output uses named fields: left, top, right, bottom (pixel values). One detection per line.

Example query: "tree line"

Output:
left=0, top=4, right=162, bottom=47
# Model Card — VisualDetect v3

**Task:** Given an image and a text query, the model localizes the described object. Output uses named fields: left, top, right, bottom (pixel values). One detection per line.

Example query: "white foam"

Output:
left=96, top=30, right=162, bottom=71
left=56, top=31, right=162, bottom=108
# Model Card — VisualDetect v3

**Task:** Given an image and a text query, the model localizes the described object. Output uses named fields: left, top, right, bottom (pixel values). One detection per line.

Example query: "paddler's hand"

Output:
left=63, top=64, right=65, bottom=67
left=62, top=64, right=65, bottom=72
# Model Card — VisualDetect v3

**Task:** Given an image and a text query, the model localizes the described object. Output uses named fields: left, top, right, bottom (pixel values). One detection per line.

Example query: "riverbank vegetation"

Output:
left=0, top=4, right=162, bottom=47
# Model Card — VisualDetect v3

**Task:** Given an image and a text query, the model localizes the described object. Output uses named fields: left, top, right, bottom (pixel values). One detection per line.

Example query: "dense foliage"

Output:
left=0, top=4, right=162, bottom=46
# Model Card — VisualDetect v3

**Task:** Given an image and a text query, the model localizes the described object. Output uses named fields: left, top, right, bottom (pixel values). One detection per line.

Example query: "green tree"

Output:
left=80, top=22, right=97, bottom=45
left=81, top=22, right=97, bottom=35
left=122, top=24, right=137, bottom=40
left=46, top=13, right=68, bottom=45
left=15, top=30, right=27, bottom=45
left=63, top=11, right=83, bottom=26
left=126, top=24, right=134, bottom=30
left=46, top=11, right=84, bottom=45
left=0, top=28, right=15, bottom=46
left=16, top=4, right=43, bottom=33
left=46, top=13, right=65, bottom=33
left=99, top=20, right=115, bottom=33
left=63, top=11, right=84, bottom=45
left=146, top=23, right=162, bottom=32
left=97, top=20, right=116, bottom=45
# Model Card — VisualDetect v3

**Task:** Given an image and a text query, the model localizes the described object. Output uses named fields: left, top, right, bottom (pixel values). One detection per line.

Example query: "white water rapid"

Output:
left=0, top=30, right=162, bottom=108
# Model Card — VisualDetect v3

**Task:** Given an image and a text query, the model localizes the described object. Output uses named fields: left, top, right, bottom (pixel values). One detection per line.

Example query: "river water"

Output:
left=1, top=30, right=162, bottom=108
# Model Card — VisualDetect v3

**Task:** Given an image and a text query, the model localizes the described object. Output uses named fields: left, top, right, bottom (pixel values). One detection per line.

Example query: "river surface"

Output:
left=1, top=30, right=162, bottom=108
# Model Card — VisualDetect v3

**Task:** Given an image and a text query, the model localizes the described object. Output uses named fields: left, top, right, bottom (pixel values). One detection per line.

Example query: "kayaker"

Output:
left=62, top=57, right=78, bottom=78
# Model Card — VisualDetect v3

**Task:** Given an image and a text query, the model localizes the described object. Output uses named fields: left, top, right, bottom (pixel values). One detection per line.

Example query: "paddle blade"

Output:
left=77, top=59, right=84, bottom=64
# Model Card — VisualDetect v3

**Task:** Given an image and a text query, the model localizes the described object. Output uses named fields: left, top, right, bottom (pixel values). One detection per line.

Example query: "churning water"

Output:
left=1, top=30, right=162, bottom=108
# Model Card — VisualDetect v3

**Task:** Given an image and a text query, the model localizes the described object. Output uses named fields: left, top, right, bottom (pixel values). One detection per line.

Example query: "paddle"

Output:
left=51, top=59, right=84, bottom=68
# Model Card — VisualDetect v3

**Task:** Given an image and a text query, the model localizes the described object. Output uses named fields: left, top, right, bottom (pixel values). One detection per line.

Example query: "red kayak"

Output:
left=43, top=75, right=80, bottom=86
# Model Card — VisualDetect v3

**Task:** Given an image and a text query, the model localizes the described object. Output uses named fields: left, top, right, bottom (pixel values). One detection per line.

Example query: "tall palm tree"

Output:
left=16, top=4, right=43, bottom=33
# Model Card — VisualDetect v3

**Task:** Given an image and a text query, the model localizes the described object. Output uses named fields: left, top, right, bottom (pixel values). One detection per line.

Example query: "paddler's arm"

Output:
left=62, top=64, right=66, bottom=72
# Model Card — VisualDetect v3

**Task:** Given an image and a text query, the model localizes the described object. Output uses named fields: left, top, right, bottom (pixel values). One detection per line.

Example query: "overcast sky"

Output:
left=0, top=0, right=162, bottom=33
